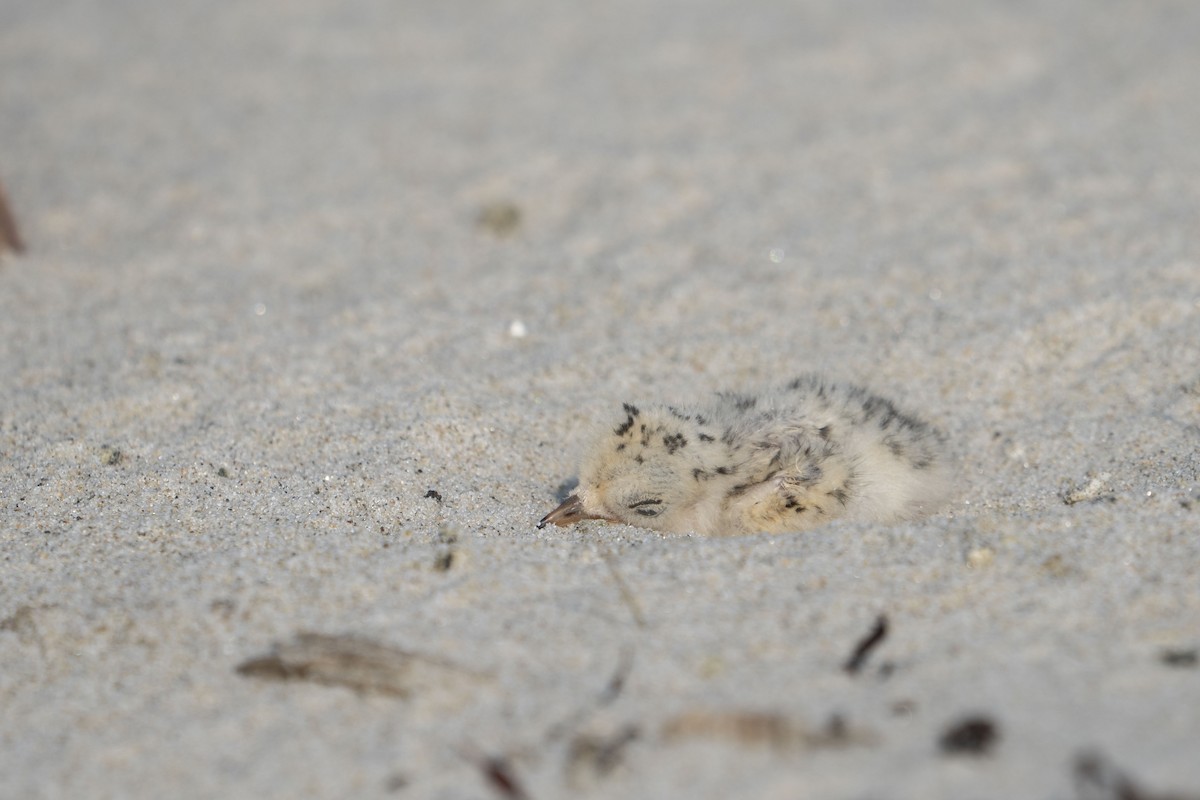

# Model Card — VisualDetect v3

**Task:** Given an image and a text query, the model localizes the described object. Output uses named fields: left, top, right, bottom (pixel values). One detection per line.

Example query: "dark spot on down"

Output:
left=859, top=394, right=884, bottom=417
left=831, top=488, right=849, bottom=506
left=634, top=455, right=644, bottom=464
left=797, top=463, right=823, bottom=485
left=698, top=433, right=715, bottom=442
left=623, top=403, right=640, bottom=417
left=787, top=376, right=815, bottom=391
left=663, top=433, right=687, bottom=454
left=715, top=466, right=733, bottom=475
left=693, top=468, right=710, bottom=481
left=734, top=396, right=756, bottom=411
left=614, top=414, right=635, bottom=437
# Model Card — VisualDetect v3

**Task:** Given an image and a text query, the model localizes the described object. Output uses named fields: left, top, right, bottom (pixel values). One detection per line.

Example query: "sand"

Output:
left=2, top=1, right=1199, bottom=798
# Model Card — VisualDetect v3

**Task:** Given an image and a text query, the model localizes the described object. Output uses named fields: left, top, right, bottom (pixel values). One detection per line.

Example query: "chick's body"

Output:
left=540, top=375, right=951, bottom=536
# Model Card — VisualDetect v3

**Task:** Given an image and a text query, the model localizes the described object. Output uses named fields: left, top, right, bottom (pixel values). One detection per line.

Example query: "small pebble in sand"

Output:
left=476, top=200, right=522, bottom=237
left=539, top=374, right=951, bottom=536
left=939, top=715, right=999, bottom=756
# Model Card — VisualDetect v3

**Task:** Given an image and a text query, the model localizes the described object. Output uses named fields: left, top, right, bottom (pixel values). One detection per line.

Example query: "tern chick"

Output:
left=539, top=374, right=951, bottom=536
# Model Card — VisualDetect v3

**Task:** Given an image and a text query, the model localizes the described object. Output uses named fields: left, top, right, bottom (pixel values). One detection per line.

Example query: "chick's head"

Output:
left=540, top=403, right=733, bottom=534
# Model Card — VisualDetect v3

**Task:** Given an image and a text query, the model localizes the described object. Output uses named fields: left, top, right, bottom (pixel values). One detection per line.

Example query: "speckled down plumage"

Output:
left=539, top=375, right=952, bottom=536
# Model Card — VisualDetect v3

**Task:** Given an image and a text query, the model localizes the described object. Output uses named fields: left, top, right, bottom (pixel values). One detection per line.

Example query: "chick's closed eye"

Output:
left=627, top=499, right=663, bottom=517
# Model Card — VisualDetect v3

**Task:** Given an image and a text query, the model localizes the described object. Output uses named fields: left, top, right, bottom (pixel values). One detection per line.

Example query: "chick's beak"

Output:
left=537, top=493, right=605, bottom=528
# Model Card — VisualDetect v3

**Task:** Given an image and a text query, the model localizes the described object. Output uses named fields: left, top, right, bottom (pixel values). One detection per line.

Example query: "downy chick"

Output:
left=539, top=374, right=951, bottom=536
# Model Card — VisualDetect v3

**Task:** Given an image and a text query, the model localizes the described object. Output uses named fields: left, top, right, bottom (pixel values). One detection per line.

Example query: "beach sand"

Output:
left=2, top=1, right=1198, bottom=797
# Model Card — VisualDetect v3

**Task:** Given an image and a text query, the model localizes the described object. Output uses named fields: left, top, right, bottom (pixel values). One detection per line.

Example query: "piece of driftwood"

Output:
left=236, top=632, right=487, bottom=698
left=0, top=179, right=24, bottom=254
left=662, top=709, right=874, bottom=750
